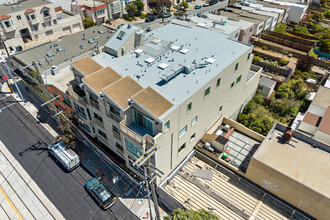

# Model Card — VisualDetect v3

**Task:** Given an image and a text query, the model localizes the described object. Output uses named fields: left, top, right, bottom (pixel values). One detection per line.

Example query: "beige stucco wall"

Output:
left=298, top=121, right=317, bottom=135
left=246, top=158, right=330, bottom=220
left=314, top=130, right=330, bottom=145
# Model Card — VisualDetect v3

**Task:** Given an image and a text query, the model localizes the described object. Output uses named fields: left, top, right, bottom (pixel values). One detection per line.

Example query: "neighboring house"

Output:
left=0, top=0, right=83, bottom=48
left=68, top=22, right=262, bottom=183
left=240, top=5, right=279, bottom=30
left=12, top=25, right=114, bottom=107
left=246, top=122, right=330, bottom=219
left=99, top=0, right=125, bottom=20
left=258, top=77, right=276, bottom=98
left=71, top=0, right=108, bottom=23
left=298, top=84, right=330, bottom=144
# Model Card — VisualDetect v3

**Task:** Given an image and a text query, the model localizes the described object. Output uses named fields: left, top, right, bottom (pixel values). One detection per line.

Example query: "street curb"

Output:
left=0, top=141, right=65, bottom=220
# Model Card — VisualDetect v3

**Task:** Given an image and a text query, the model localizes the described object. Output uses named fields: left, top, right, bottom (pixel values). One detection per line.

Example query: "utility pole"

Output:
left=161, top=0, right=164, bottom=23
left=1, top=35, right=25, bottom=101
left=135, top=145, right=162, bottom=220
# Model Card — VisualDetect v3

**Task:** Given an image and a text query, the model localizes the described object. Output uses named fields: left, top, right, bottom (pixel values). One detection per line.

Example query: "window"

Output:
left=236, top=75, right=242, bottom=84
left=73, top=102, right=86, bottom=119
left=249, top=28, right=252, bottom=33
left=191, top=116, right=198, bottom=126
left=115, top=142, right=123, bottom=152
left=0, top=22, right=4, bottom=29
left=204, top=87, right=210, bottom=97
left=62, top=94, right=71, bottom=107
left=112, top=125, right=120, bottom=134
left=247, top=53, right=250, bottom=60
left=87, top=107, right=92, bottom=121
left=124, top=137, right=143, bottom=158
left=164, top=120, right=170, bottom=132
left=178, top=143, right=186, bottom=153
left=235, top=32, right=238, bottom=38
left=52, top=91, right=60, bottom=101
left=27, top=16, right=30, bottom=21
left=33, top=24, right=38, bottom=31
left=190, top=133, right=196, bottom=142
left=53, top=19, right=57, bottom=25
left=219, top=105, right=223, bottom=112
left=108, top=103, right=121, bottom=118
left=31, top=14, right=36, bottom=20
left=45, top=30, right=53, bottom=36
left=43, top=10, right=50, bottom=17
left=179, top=125, right=187, bottom=138
left=98, top=129, right=107, bottom=139
left=216, top=78, right=221, bottom=87
left=88, top=91, right=99, bottom=110
left=81, top=123, right=91, bottom=133
left=16, top=15, right=21, bottom=20
left=91, top=125, right=96, bottom=134
left=94, top=112, right=103, bottom=123
left=133, top=110, right=153, bottom=133
left=231, top=82, right=235, bottom=88
left=235, top=63, right=239, bottom=71
left=4, top=20, right=12, bottom=28
left=187, top=102, right=192, bottom=113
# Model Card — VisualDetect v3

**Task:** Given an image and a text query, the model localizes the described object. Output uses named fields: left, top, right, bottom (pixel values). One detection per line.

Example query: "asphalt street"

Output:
left=0, top=87, right=138, bottom=219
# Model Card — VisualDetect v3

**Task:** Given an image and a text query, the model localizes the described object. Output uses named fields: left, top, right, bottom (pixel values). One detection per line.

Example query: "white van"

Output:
left=48, top=141, right=80, bottom=172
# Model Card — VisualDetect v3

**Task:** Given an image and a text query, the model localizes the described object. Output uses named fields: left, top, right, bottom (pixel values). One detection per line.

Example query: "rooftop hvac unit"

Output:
left=224, top=124, right=231, bottom=132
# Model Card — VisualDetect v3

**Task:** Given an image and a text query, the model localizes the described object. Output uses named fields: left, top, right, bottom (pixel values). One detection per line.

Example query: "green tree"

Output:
left=275, top=83, right=294, bottom=99
left=270, top=98, right=300, bottom=117
left=126, top=3, right=137, bottom=17
left=253, top=91, right=264, bottom=105
left=296, top=56, right=313, bottom=72
left=292, top=26, right=310, bottom=35
left=57, top=110, right=77, bottom=149
left=279, top=58, right=289, bottom=66
left=83, top=18, right=95, bottom=29
left=325, top=10, right=330, bottom=19
left=164, top=208, right=219, bottom=220
left=318, top=33, right=330, bottom=54
left=311, top=11, right=325, bottom=22
left=134, top=0, right=144, bottom=11
left=274, top=23, right=287, bottom=34
left=179, top=1, right=189, bottom=9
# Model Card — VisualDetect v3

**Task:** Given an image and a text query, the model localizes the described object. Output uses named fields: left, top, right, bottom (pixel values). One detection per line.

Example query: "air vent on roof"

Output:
left=98, top=29, right=105, bottom=34
left=206, top=58, right=215, bottom=64
left=180, top=48, right=189, bottom=54
left=171, top=45, right=180, bottom=51
left=88, top=38, right=96, bottom=44
left=158, top=63, right=169, bottom=70
left=57, top=46, right=65, bottom=52
left=145, top=57, right=155, bottom=64
left=46, top=51, right=55, bottom=57
left=152, top=39, right=161, bottom=44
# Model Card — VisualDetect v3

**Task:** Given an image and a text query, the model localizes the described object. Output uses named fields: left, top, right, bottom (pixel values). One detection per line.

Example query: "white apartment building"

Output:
left=68, top=22, right=261, bottom=183
left=100, top=0, right=125, bottom=20
left=0, top=0, right=83, bottom=48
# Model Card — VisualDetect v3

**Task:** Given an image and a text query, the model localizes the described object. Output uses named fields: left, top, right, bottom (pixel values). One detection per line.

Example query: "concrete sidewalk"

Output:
left=0, top=141, right=64, bottom=220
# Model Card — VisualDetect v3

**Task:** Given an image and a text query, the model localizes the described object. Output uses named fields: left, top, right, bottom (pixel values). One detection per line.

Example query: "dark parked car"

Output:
left=163, top=12, right=172, bottom=18
left=85, top=178, right=115, bottom=210
left=145, top=16, right=156, bottom=22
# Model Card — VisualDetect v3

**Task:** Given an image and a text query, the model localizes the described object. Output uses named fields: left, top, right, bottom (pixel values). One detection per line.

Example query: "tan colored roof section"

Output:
left=103, top=76, right=143, bottom=109
left=302, top=112, right=322, bottom=127
left=71, top=56, right=103, bottom=76
left=83, top=67, right=122, bottom=94
left=132, top=86, right=174, bottom=118
left=318, top=106, right=330, bottom=135
left=312, top=86, right=330, bottom=109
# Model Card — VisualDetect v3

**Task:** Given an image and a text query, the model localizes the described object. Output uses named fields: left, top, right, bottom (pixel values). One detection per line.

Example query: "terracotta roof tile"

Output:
left=24, top=9, right=36, bottom=14
left=303, top=112, right=322, bottom=127
left=0, top=15, right=11, bottom=21
left=318, top=106, right=330, bottom=135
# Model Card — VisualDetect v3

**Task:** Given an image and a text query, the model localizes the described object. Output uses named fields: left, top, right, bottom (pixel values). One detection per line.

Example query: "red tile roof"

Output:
left=303, top=112, right=322, bottom=127
left=85, top=3, right=107, bottom=11
left=54, top=6, right=62, bottom=12
left=318, top=106, right=330, bottom=135
left=24, top=9, right=36, bottom=14
left=0, top=15, right=11, bottom=21
left=40, top=6, right=50, bottom=11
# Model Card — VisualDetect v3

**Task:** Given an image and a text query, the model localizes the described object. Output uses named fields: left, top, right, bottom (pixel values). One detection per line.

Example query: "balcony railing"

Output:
left=106, top=111, right=121, bottom=123
left=67, top=82, right=88, bottom=106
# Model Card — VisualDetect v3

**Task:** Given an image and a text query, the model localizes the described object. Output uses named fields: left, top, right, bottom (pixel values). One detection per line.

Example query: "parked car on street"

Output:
left=85, top=177, right=116, bottom=209
left=163, top=12, right=172, bottom=18
left=145, top=16, right=156, bottom=22
left=203, top=2, right=210, bottom=7
left=195, top=4, right=202, bottom=9
left=48, top=141, right=80, bottom=172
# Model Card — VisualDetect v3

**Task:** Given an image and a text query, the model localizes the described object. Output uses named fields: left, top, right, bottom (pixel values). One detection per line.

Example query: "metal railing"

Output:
left=106, top=111, right=121, bottom=123
left=67, top=83, right=88, bottom=106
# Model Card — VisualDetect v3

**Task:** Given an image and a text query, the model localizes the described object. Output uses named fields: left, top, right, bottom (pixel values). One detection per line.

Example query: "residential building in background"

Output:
left=71, top=0, right=108, bottom=23
left=239, top=5, right=279, bottom=30
left=12, top=25, right=114, bottom=106
left=0, top=0, right=83, bottom=48
left=69, top=22, right=261, bottom=182
left=99, top=0, right=125, bottom=20
left=258, top=77, right=276, bottom=98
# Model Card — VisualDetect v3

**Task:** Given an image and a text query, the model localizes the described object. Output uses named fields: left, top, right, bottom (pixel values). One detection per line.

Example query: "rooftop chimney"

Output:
left=283, top=127, right=294, bottom=143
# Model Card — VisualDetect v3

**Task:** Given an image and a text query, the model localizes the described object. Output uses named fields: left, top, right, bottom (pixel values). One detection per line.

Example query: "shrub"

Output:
left=262, top=46, right=268, bottom=50
left=255, top=52, right=261, bottom=57
left=83, top=18, right=95, bottom=29
left=253, top=56, right=261, bottom=61
left=325, top=10, right=330, bottom=19
left=139, top=12, right=147, bottom=19
left=179, top=1, right=189, bottom=9
left=128, top=17, right=133, bottom=21
left=279, top=58, right=289, bottom=66
left=105, top=19, right=111, bottom=24
left=133, top=16, right=137, bottom=21
left=293, top=26, right=310, bottom=35
left=274, top=24, right=287, bottom=34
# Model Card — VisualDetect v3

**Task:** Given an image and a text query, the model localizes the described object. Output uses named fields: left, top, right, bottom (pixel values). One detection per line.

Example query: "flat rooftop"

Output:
left=14, top=25, right=115, bottom=73
left=0, top=0, right=52, bottom=15
left=261, top=0, right=306, bottom=8
left=74, top=0, right=105, bottom=7
left=226, top=8, right=272, bottom=21
left=43, top=66, right=74, bottom=91
left=189, top=16, right=240, bottom=35
left=93, top=23, right=251, bottom=119
left=254, top=124, right=330, bottom=199
left=199, top=14, right=254, bottom=30
left=217, top=10, right=266, bottom=25
left=163, top=153, right=290, bottom=219
left=240, top=5, right=280, bottom=18
left=246, top=3, right=285, bottom=13
left=312, top=86, right=330, bottom=109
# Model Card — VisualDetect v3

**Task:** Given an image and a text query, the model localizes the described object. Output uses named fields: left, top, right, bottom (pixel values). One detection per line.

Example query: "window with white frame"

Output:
left=179, top=125, right=187, bottom=138
left=124, top=137, right=143, bottom=158
left=133, top=109, right=153, bottom=133
left=178, top=143, right=186, bottom=153
left=164, top=120, right=170, bottom=132
left=191, top=116, right=197, bottom=126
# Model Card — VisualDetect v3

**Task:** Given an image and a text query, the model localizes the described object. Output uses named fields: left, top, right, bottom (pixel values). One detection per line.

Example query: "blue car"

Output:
left=195, top=4, right=202, bottom=9
left=85, top=178, right=115, bottom=209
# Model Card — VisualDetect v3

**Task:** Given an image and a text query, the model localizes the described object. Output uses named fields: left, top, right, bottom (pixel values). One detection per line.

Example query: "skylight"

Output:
left=46, top=51, right=55, bottom=57
left=57, top=46, right=65, bottom=52
left=98, top=29, right=105, bottom=34
left=206, top=58, right=216, bottom=64
left=152, top=39, right=161, bottom=44
left=180, top=48, right=189, bottom=54
left=171, top=45, right=180, bottom=51
left=158, top=63, right=169, bottom=70
left=145, top=57, right=155, bottom=64
left=117, top=31, right=126, bottom=40
left=88, top=38, right=96, bottom=44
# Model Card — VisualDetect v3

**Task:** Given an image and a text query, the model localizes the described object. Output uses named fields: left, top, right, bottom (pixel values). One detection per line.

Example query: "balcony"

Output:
left=28, top=18, right=39, bottom=25
left=120, top=119, right=156, bottom=148
left=67, top=81, right=88, bottom=106
left=106, top=111, right=121, bottom=123
left=43, top=14, right=52, bottom=21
